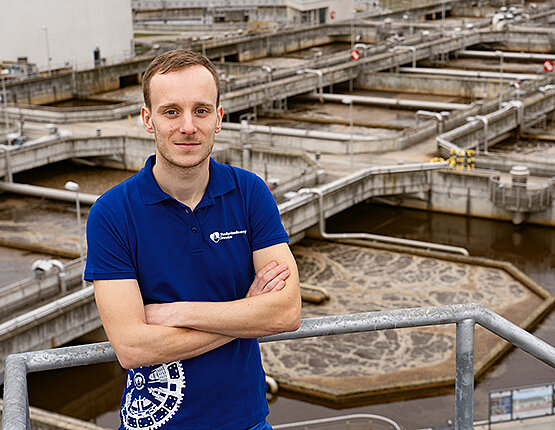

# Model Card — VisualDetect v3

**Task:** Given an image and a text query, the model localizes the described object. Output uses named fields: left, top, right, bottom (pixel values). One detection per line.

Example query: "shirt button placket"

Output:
left=189, top=212, right=203, bottom=252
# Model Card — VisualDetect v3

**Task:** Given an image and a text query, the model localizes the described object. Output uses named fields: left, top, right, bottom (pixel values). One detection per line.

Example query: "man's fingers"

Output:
left=260, top=269, right=290, bottom=294
left=247, top=262, right=290, bottom=297
left=247, top=261, right=277, bottom=297
left=252, top=261, right=278, bottom=285
left=259, top=263, right=288, bottom=286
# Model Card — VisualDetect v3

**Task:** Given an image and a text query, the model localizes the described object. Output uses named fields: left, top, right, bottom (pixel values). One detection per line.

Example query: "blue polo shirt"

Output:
left=85, top=155, right=289, bottom=430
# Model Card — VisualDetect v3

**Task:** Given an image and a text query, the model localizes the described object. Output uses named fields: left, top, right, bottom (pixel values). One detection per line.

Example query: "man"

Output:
left=85, top=49, right=301, bottom=430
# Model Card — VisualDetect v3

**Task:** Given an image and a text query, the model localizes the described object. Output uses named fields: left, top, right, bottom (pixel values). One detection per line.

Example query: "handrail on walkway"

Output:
left=3, top=303, right=555, bottom=430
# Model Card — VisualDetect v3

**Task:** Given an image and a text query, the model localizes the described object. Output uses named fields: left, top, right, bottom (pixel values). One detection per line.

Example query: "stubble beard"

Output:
left=153, top=123, right=214, bottom=172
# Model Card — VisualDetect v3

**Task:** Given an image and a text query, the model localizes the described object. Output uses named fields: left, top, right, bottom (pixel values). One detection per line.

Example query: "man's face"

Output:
left=141, top=65, right=223, bottom=171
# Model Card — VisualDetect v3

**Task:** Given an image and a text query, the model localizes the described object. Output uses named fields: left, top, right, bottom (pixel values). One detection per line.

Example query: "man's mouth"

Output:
left=174, top=142, right=200, bottom=146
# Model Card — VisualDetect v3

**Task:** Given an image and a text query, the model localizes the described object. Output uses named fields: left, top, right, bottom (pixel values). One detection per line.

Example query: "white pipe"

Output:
left=0, top=144, right=13, bottom=182
left=0, top=182, right=99, bottom=205
left=265, top=375, right=278, bottom=394
left=222, top=122, right=379, bottom=142
left=459, top=50, right=555, bottom=62
left=399, top=67, right=541, bottom=81
left=437, top=136, right=464, bottom=154
left=539, top=85, right=555, bottom=94
left=473, top=115, right=489, bottom=154
left=0, top=286, right=94, bottom=337
left=502, top=100, right=524, bottom=134
left=415, top=110, right=445, bottom=133
left=31, top=259, right=67, bottom=293
left=297, top=69, right=323, bottom=103
left=303, top=93, right=467, bottom=111
left=390, top=45, right=417, bottom=68
left=274, top=414, right=401, bottom=430
left=299, top=187, right=470, bottom=256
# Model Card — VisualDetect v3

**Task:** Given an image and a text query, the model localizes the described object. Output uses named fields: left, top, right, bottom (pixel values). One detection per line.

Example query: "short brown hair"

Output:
left=142, top=49, right=220, bottom=109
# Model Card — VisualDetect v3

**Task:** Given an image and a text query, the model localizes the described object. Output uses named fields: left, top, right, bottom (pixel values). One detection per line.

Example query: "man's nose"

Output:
left=178, top=113, right=196, bottom=134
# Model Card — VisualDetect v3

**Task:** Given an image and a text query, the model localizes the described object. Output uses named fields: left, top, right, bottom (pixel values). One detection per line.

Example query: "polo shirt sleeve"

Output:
left=248, top=175, right=289, bottom=251
left=84, top=199, right=137, bottom=281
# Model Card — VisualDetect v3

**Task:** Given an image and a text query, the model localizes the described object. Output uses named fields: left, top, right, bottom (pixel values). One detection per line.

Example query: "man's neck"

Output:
left=152, top=157, right=210, bottom=211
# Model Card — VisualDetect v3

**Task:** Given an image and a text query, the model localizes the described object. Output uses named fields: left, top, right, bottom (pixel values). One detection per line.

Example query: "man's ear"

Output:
left=215, top=105, right=224, bottom=133
left=141, top=106, right=154, bottom=134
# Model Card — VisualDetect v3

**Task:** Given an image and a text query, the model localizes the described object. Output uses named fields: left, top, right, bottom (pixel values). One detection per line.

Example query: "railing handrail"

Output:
left=3, top=303, right=555, bottom=430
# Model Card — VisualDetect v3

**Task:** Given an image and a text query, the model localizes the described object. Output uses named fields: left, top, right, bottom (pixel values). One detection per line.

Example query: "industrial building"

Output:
left=1, top=0, right=134, bottom=74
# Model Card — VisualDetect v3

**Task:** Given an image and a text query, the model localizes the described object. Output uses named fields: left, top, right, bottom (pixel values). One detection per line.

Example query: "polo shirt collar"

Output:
left=138, top=155, right=235, bottom=206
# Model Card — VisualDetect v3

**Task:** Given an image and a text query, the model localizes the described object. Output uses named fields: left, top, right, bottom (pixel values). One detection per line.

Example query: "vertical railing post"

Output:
left=2, top=354, right=31, bottom=430
left=455, top=319, right=475, bottom=430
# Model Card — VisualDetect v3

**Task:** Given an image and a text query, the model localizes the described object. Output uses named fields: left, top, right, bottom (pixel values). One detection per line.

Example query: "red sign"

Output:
left=330, top=10, right=336, bottom=19
left=350, top=49, right=361, bottom=61
left=543, top=60, right=554, bottom=73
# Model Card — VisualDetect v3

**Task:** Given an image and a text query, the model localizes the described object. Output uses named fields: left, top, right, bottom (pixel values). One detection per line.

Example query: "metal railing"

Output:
left=274, top=414, right=401, bottom=429
left=489, top=174, right=553, bottom=213
left=3, top=303, right=555, bottom=430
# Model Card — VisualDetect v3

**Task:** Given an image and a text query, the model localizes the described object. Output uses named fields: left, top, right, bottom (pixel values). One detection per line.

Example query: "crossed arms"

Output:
left=94, top=242, right=301, bottom=369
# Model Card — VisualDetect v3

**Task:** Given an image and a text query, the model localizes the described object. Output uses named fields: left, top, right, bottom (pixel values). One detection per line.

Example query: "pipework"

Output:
left=468, top=115, right=489, bottom=154
left=296, top=68, right=324, bottom=103
left=415, top=110, right=446, bottom=133
left=501, top=100, right=524, bottom=134
left=390, top=45, right=417, bottom=68
left=298, top=187, right=469, bottom=256
left=0, top=144, right=13, bottom=182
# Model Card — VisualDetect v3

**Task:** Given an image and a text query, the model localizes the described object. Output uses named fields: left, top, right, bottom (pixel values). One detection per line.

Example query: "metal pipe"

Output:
left=459, top=50, right=555, bottom=62
left=539, top=85, right=555, bottom=94
left=415, top=110, right=445, bottom=133
left=274, top=414, right=401, bottom=430
left=297, top=68, right=324, bottom=103
left=473, top=115, right=489, bottom=154
left=437, top=136, right=465, bottom=155
left=0, top=286, right=94, bottom=337
left=222, top=121, right=377, bottom=142
left=4, top=303, right=555, bottom=430
left=390, top=45, right=417, bottom=68
left=265, top=375, right=278, bottom=394
left=1, top=76, right=9, bottom=134
left=398, top=67, right=540, bottom=81
left=341, top=97, right=355, bottom=170
left=352, top=43, right=369, bottom=54
left=65, top=181, right=86, bottom=288
left=0, top=144, right=13, bottom=182
left=476, top=307, right=555, bottom=367
left=502, top=100, right=524, bottom=134
left=299, top=187, right=470, bottom=256
left=495, top=50, right=504, bottom=109
left=303, top=92, right=467, bottom=111
left=0, top=182, right=98, bottom=205
left=455, top=319, right=475, bottom=430
left=2, top=355, right=29, bottom=430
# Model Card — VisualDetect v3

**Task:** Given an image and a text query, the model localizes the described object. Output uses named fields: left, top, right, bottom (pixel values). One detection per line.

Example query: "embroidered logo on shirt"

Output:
left=121, top=361, right=186, bottom=430
left=209, top=229, right=247, bottom=243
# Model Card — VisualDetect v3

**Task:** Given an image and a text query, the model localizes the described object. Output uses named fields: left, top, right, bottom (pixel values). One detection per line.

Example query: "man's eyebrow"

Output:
left=194, top=101, right=215, bottom=110
left=157, top=103, right=180, bottom=112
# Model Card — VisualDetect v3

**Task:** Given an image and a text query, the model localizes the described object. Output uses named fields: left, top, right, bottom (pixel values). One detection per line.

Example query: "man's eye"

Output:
left=166, top=110, right=177, bottom=116
left=196, top=108, right=208, bottom=115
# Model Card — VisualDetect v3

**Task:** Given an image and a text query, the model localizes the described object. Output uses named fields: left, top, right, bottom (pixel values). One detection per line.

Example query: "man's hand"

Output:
left=246, top=261, right=290, bottom=297
left=145, top=243, right=301, bottom=338
left=145, top=261, right=289, bottom=326
left=94, top=279, right=234, bottom=369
